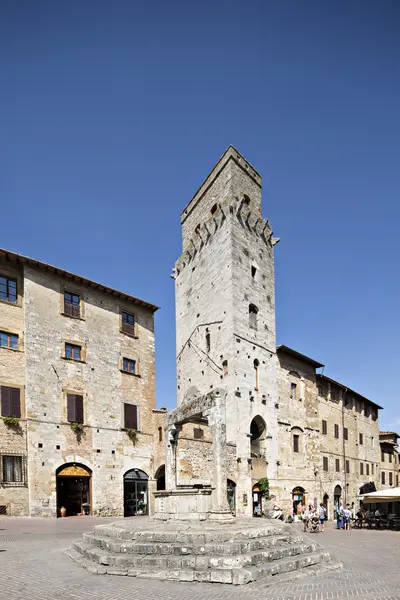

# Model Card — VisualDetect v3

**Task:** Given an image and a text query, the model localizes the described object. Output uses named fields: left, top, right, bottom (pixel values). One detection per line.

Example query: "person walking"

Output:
left=336, top=504, right=344, bottom=529
left=343, top=504, right=351, bottom=531
left=319, top=502, right=327, bottom=532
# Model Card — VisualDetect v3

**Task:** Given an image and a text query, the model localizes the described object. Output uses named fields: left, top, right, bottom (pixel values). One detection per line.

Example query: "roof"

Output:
left=276, top=345, right=324, bottom=368
left=379, top=431, right=400, bottom=437
left=317, top=373, right=383, bottom=410
left=0, top=248, right=159, bottom=312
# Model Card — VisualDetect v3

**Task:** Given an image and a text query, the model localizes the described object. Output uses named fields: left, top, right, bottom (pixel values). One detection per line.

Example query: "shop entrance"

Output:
left=292, top=486, right=306, bottom=518
left=56, top=463, right=92, bottom=517
left=123, top=469, right=149, bottom=517
left=252, top=483, right=263, bottom=517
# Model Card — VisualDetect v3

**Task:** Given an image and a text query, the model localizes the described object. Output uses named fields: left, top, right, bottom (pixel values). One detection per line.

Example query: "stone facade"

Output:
left=173, top=146, right=396, bottom=520
left=379, top=432, right=399, bottom=489
left=0, top=249, right=160, bottom=517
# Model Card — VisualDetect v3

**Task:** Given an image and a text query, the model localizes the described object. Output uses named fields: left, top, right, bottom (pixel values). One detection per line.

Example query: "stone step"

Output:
left=82, top=532, right=304, bottom=556
left=232, top=551, right=332, bottom=584
left=72, top=539, right=318, bottom=571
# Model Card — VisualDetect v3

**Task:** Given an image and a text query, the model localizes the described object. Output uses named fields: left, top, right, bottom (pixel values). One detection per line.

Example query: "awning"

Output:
left=360, top=487, right=400, bottom=504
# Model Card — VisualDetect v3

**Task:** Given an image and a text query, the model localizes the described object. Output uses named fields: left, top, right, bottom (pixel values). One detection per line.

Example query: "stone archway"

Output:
left=250, top=415, right=266, bottom=457
left=334, top=485, right=342, bottom=510
left=56, top=463, right=92, bottom=518
left=155, top=465, right=165, bottom=491
left=123, top=469, right=149, bottom=517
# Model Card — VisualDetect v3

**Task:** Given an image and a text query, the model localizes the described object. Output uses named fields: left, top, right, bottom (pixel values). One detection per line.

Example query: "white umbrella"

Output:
left=360, top=487, right=400, bottom=504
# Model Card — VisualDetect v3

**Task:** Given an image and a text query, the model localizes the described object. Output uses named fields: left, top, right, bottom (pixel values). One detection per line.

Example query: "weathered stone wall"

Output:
left=0, top=259, right=28, bottom=515
left=22, top=264, right=157, bottom=517
left=379, top=434, right=399, bottom=489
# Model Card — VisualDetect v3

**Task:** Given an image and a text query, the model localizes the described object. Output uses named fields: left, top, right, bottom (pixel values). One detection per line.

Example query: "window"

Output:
left=335, top=458, right=340, bottom=472
left=65, top=343, right=81, bottom=361
left=251, top=265, right=257, bottom=278
left=359, top=433, right=363, bottom=445
left=206, top=333, right=211, bottom=353
left=64, top=292, right=80, bottom=318
left=0, top=386, right=21, bottom=418
left=194, top=427, right=204, bottom=439
left=343, top=427, right=348, bottom=440
left=318, top=385, right=323, bottom=397
left=222, top=360, right=228, bottom=376
left=334, top=424, right=339, bottom=439
left=67, top=394, right=84, bottom=423
left=121, top=311, right=136, bottom=336
left=346, top=460, right=350, bottom=474
left=2, top=455, right=25, bottom=486
left=331, top=390, right=336, bottom=402
left=323, top=456, right=328, bottom=471
left=371, top=408, right=377, bottom=421
left=389, top=453, right=392, bottom=463
left=0, top=275, right=17, bottom=303
left=290, top=383, right=297, bottom=399
left=124, top=403, right=138, bottom=430
left=0, top=331, right=18, bottom=350
left=365, top=405, right=370, bottom=418
left=293, top=434, right=299, bottom=453
left=322, top=420, right=327, bottom=435
left=254, top=359, right=259, bottom=391
left=372, top=436, right=375, bottom=448
left=372, top=463, right=374, bottom=475
left=366, top=463, right=369, bottom=476
left=249, top=304, right=258, bottom=330
left=211, top=204, right=218, bottom=215
left=381, top=471, right=386, bottom=485
left=360, top=463, right=364, bottom=475
left=122, top=358, right=136, bottom=375
left=158, top=427, right=163, bottom=442
left=396, top=475, right=399, bottom=487
left=381, top=451, right=385, bottom=462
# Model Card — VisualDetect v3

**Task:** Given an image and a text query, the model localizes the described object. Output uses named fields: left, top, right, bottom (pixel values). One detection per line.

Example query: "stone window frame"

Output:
left=119, top=308, right=139, bottom=338
left=61, top=339, right=87, bottom=363
left=291, top=426, right=303, bottom=454
left=0, top=326, right=24, bottom=353
left=120, top=355, right=140, bottom=377
left=61, top=388, right=86, bottom=424
left=0, top=452, right=27, bottom=487
left=0, top=264, right=23, bottom=308
left=59, top=283, right=86, bottom=321
left=0, top=381, right=25, bottom=420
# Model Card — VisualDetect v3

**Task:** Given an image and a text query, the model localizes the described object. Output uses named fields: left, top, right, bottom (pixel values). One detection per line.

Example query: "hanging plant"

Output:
left=258, top=477, right=270, bottom=499
left=70, top=422, right=85, bottom=442
left=126, top=429, right=138, bottom=444
left=3, top=416, right=21, bottom=430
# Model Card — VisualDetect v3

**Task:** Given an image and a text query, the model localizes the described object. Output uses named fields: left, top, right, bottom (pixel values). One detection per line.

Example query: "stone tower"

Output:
left=174, top=146, right=280, bottom=516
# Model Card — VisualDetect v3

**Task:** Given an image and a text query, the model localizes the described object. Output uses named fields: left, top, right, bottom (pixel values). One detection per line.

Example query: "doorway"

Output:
left=323, top=493, right=329, bottom=519
left=292, top=486, right=305, bottom=517
left=334, top=485, right=342, bottom=512
left=252, top=483, right=263, bottom=516
left=155, top=465, right=165, bottom=491
left=56, top=463, right=92, bottom=517
left=227, top=479, right=236, bottom=514
left=123, top=469, right=149, bottom=517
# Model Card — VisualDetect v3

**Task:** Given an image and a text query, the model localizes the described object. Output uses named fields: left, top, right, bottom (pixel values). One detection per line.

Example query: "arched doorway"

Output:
left=334, top=485, right=342, bottom=511
left=123, top=469, right=149, bottom=517
left=323, top=493, right=329, bottom=519
left=292, top=486, right=306, bottom=518
left=227, top=479, right=236, bottom=514
left=250, top=415, right=266, bottom=457
left=252, top=483, right=263, bottom=516
left=56, top=463, right=92, bottom=517
left=155, top=465, right=165, bottom=491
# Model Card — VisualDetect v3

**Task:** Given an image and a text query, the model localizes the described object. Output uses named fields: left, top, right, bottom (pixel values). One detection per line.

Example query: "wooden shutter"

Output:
left=67, top=394, right=84, bottom=423
left=75, top=395, right=84, bottom=423
left=1, top=386, right=11, bottom=417
left=64, top=298, right=73, bottom=316
left=71, top=303, right=80, bottom=318
left=124, top=404, right=138, bottom=430
left=322, top=420, right=327, bottom=435
left=10, top=388, right=21, bottom=418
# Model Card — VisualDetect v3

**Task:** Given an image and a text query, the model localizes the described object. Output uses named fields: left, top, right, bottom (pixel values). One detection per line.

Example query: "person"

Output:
left=302, top=505, right=310, bottom=532
left=336, top=504, right=344, bottom=529
left=319, top=502, right=327, bottom=532
left=343, top=504, right=351, bottom=530
left=375, top=508, right=382, bottom=517
left=272, top=503, right=284, bottom=521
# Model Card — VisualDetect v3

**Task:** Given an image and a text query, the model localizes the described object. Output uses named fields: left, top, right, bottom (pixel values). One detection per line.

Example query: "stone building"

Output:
left=0, top=248, right=164, bottom=517
left=379, top=432, right=399, bottom=489
left=173, top=145, right=393, bottom=519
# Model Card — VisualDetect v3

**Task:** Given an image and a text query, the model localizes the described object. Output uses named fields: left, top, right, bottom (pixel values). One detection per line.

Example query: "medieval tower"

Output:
left=174, top=146, right=280, bottom=516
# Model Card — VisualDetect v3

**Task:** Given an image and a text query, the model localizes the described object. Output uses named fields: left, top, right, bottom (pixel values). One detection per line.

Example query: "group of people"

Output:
left=301, top=503, right=327, bottom=532
left=335, top=503, right=354, bottom=530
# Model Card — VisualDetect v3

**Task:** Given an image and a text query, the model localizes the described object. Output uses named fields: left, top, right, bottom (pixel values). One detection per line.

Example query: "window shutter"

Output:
left=67, top=394, right=76, bottom=422
left=10, top=388, right=21, bottom=418
left=124, top=404, right=138, bottom=430
left=71, top=304, right=80, bottom=318
left=64, top=299, right=72, bottom=316
left=75, top=395, right=84, bottom=423
left=1, top=386, right=11, bottom=417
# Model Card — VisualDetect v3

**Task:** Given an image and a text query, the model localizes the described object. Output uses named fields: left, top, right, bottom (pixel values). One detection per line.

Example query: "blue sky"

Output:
left=1, top=1, right=399, bottom=428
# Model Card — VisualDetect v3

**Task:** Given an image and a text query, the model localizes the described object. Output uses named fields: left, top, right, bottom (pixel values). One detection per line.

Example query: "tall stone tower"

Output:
left=174, top=146, right=280, bottom=516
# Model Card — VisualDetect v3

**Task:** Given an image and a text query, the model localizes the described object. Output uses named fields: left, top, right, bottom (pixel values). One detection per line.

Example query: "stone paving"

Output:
left=1, top=517, right=400, bottom=599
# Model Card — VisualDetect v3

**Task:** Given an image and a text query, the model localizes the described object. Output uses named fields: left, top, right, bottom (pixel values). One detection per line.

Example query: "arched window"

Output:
left=222, top=360, right=228, bottom=376
left=253, top=359, right=259, bottom=391
left=249, top=304, right=258, bottom=330
left=206, top=333, right=211, bottom=353
left=242, top=194, right=250, bottom=206
left=158, top=427, right=163, bottom=442
left=291, top=426, right=303, bottom=454
left=250, top=416, right=266, bottom=457
left=211, top=203, right=218, bottom=215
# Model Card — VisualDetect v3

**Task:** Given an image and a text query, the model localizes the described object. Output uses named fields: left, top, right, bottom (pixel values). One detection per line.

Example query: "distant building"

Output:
left=0, top=248, right=163, bottom=517
left=379, top=432, right=399, bottom=489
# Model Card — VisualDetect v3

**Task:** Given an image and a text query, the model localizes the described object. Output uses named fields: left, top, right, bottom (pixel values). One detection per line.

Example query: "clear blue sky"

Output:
left=1, top=1, right=399, bottom=429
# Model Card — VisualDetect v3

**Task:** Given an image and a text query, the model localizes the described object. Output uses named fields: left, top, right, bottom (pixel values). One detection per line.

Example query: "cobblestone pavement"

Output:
left=1, top=517, right=400, bottom=600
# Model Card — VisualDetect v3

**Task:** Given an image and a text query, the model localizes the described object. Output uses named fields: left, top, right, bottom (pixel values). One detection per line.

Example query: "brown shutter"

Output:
left=71, top=304, right=80, bottom=318
left=1, top=386, right=11, bottom=417
left=64, top=299, right=72, bottom=316
left=123, top=322, right=135, bottom=336
left=124, top=404, right=138, bottom=430
left=67, top=394, right=76, bottom=422
left=10, top=388, right=21, bottom=418
left=75, top=395, right=84, bottom=423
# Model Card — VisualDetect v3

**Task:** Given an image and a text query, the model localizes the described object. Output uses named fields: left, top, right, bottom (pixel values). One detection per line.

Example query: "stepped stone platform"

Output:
left=66, top=518, right=342, bottom=585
